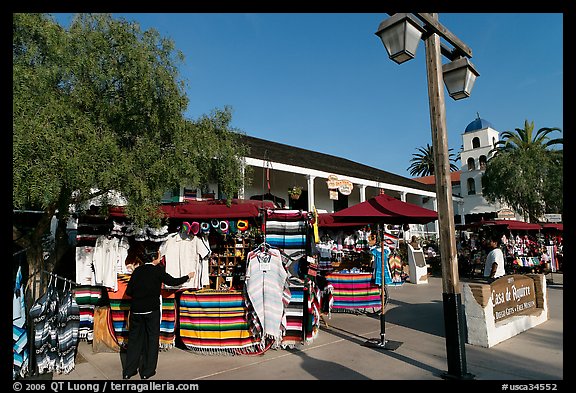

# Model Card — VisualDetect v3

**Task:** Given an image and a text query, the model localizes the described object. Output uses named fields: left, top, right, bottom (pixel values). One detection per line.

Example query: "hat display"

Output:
left=218, top=220, right=229, bottom=234
left=190, top=221, right=200, bottom=235
left=181, top=221, right=191, bottom=235
left=200, top=222, right=211, bottom=234
left=237, top=220, right=249, bottom=232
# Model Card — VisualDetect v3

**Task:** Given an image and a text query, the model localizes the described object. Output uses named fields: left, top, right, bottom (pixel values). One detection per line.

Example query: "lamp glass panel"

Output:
left=379, top=22, right=407, bottom=58
left=403, top=23, right=423, bottom=57
left=443, top=68, right=468, bottom=98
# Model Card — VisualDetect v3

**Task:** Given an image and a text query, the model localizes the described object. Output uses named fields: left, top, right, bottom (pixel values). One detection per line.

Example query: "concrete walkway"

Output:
left=51, top=275, right=563, bottom=381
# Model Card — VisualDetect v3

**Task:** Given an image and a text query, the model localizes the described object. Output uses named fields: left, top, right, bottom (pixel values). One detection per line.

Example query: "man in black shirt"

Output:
left=123, top=244, right=194, bottom=380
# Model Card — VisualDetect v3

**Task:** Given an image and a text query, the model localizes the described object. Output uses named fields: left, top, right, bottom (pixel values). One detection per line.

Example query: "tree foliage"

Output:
left=407, top=143, right=459, bottom=177
left=13, top=13, right=248, bottom=295
left=482, top=120, right=563, bottom=222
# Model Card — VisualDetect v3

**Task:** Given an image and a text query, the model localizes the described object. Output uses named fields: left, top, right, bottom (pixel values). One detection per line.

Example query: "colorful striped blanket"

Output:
left=325, top=272, right=382, bottom=313
left=107, top=275, right=131, bottom=349
left=265, top=210, right=308, bottom=260
left=108, top=274, right=179, bottom=350
left=179, top=290, right=261, bottom=355
left=282, top=281, right=304, bottom=348
left=73, top=285, right=104, bottom=342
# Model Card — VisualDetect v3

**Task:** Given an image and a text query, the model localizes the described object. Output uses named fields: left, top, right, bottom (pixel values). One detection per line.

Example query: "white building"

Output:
left=414, top=115, right=519, bottom=225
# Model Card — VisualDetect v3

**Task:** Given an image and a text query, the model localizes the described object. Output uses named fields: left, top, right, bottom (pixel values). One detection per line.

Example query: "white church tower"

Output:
left=459, top=114, right=506, bottom=221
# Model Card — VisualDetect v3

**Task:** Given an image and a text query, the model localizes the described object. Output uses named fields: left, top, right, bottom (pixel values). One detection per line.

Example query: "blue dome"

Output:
left=465, top=118, right=494, bottom=133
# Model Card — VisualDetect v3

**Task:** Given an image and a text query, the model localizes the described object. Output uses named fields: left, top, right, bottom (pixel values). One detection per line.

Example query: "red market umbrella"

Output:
left=540, top=223, right=563, bottom=231
left=331, top=194, right=438, bottom=225
left=481, top=219, right=541, bottom=231
left=329, top=194, right=436, bottom=351
left=317, top=213, right=373, bottom=228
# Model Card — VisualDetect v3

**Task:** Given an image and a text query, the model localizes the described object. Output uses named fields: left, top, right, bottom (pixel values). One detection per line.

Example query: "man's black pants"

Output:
left=124, top=309, right=160, bottom=378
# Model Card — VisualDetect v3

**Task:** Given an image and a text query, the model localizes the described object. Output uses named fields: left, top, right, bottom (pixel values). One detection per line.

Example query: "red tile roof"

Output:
left=413, top=170, right=461, bottom=185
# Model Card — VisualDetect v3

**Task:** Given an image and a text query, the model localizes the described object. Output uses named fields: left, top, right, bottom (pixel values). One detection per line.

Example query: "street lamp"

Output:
left=375, top=13, right=426, bottom=64
left=442, top=57, right=479, bottom=100
left=375, top=13, right=477, bottom=380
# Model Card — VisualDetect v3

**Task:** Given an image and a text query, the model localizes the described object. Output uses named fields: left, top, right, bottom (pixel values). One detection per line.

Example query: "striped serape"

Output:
left=159, top=289, right=178, bottom=349
left=304, top=278, right=321, bottom=342
left=72, top=285, right=104, bottom=342
left=108, top=275, right=179, bottom=350
left=13, top=266, right=29, bottom=379
left=56, top=290, right=80, bottom=374
left=282, top=280, right=305, bottom=348
left=179, top=289, right=261, bottom=355
left=107, top=275, right=131, bottom=349
left=325, top=272, right=382, bottom=313
left=265, top=210, right=308, bottom=260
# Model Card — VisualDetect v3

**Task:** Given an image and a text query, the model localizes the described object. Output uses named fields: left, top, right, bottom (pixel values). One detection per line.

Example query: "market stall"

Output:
left=69, top=200, right=325, bottom=356
left=456, top=219, right=561, bottom=277
left=317, top=194, right=438, bottom=349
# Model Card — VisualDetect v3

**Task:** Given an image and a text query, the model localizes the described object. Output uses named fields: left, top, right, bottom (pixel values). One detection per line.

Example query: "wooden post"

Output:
left=424, top=13, right=472, bottom=379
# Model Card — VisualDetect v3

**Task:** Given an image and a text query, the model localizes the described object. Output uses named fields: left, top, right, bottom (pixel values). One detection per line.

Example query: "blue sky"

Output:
left=53, top=13, right=563, bottom=179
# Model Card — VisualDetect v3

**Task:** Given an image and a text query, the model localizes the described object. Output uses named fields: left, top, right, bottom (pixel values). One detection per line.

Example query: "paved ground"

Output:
left=49, top=275, right=563, bottom=382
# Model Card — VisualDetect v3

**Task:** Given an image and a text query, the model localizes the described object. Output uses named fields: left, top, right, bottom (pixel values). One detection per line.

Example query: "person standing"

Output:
left=123, top=243, right=194, bottom=380
left=409, top=235, right=421, bottom=250
left=483, top=234, right=506, bottom=279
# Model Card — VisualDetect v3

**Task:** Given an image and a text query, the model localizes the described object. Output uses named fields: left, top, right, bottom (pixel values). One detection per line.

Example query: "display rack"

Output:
left=208, top=236, right=252, bottom=289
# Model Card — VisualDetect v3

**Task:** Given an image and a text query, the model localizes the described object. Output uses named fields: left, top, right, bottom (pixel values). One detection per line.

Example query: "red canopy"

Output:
left=540, top=223, right=563, bottom=231
left=109, top=199, right=275, bottom=220
left=330, top=194, right=438, bottom=225
left=479, top=219, right=542, bottom=231
left=317, top=213, right=373, bottom=228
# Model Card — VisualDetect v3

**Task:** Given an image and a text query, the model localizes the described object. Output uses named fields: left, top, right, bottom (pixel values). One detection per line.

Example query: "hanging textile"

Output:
left=178, top=289, right=261, bottom=355
left=28, top=283, right=60, bottom=374
left=304, top=278, right=321, bottom=343
left=281, top=278, right=305, bottom=348
left=72, top=285, right=104, bottom=342
left=159, top=289, right=178, bottom=350
left=107, top=275, right=131, bottom=349
left=55, top=289, right=80, bottom=373
left=75, top=245, right=97, bottom=286
left=265, top=210, right=308, bottom=261
left=245, top=247, right=291, bottom=347
left=159, top=232, right=211, bottom=289
left=13, top=266, right=29, bottom=379
left=325, top=272, right=382, bottom=313
left=92, top=235, right=121, bottom=291
left=371, top=246, right=393, bottom=286
left=388, top=253, right=404, bottom=285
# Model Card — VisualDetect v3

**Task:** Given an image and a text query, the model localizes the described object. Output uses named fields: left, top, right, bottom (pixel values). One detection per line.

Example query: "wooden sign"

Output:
left=326, top=174, right=353, bottom=195
left=491, top=274, right=537, bottom=322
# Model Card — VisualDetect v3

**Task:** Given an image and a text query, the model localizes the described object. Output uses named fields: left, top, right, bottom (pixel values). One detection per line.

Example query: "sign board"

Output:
left=326, top=174, right=353, bottom=196
left=491, top=274, right=537, bottom=322
left=497, top=208, right=515, bottom=219
left=544, top=214, right=562, bottom=223
left=329, top=190, right=339, bottom=200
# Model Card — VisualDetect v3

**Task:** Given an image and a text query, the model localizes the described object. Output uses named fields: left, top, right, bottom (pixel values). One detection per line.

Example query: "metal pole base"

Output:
left=363, top=338, right=403, bottom=351
left=440, top=371, right=475, bottom=380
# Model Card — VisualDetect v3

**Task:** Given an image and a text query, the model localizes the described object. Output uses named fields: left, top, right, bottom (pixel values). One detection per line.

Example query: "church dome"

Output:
left=465, top=117, right=494, bottom=133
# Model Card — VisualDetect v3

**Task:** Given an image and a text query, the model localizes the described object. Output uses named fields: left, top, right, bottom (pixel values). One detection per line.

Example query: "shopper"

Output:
left=123, top=243, right=194, bottom=380
left=483, top=234, right=506, bottom=279
left=409, top=235, right=421, bottom=250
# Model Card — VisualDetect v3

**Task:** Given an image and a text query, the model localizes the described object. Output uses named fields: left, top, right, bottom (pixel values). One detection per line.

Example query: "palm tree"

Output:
left=407, top=143, right=459, bottom=177
left=491, top=120, right=563, bottom=155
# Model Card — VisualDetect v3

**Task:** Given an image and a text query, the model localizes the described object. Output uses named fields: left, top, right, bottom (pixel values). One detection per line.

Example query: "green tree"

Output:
left=13, top=13, right=248, bottom=299
left=492, top=119, right=563, bottom=153
left=407, top=143, right=459, bottom=177
left=482, top=120, right=563, bottom=222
